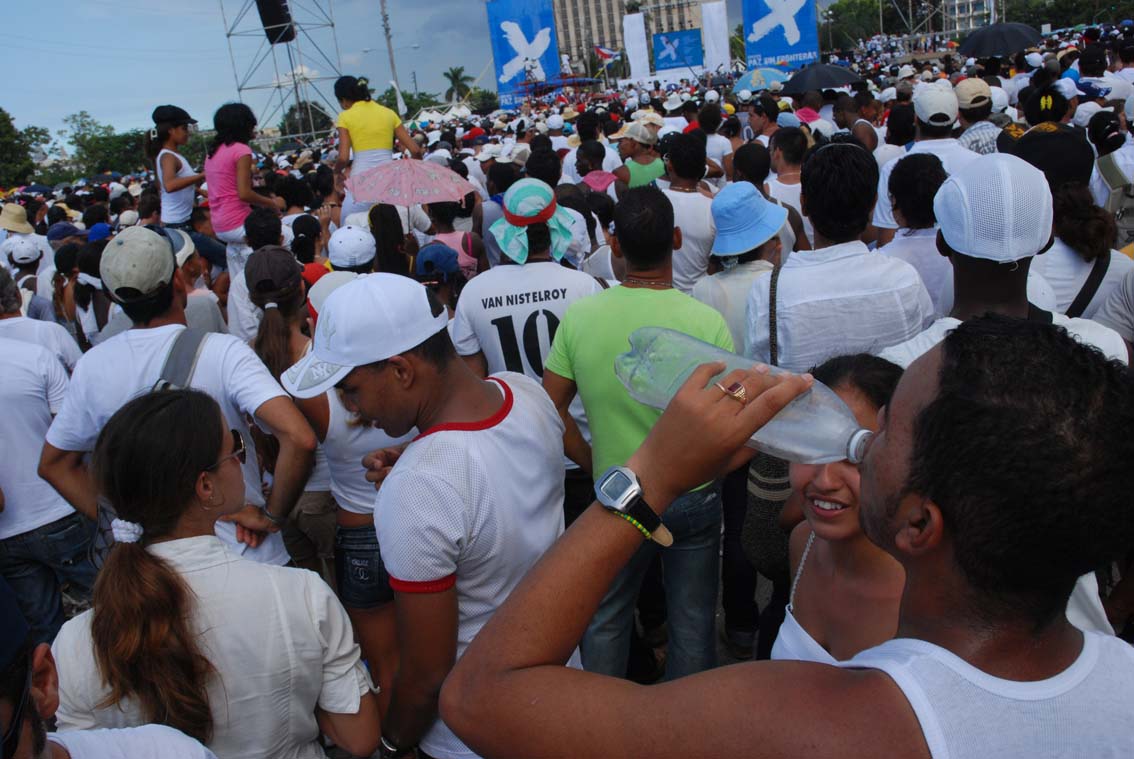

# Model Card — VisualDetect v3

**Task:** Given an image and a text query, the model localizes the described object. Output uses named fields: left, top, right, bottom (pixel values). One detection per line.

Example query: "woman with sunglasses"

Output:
left=144, top=105, right=206, bottom=229
left=51, top=390, right=381, bottom=759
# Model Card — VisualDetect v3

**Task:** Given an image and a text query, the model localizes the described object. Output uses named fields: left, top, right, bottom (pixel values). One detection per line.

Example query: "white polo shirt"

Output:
left=0, top=315, right=82, bottom=371
left=45, top=324, right=291, bottom=565
left=374, top=373, right=580, bottom=759
left=873, top=139, right=980, bottom=230
left=744, top=240, right=933, bottom=372
left=0, top=338, right=75, bottom=540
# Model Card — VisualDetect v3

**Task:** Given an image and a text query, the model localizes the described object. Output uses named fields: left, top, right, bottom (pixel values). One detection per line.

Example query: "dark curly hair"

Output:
left=208, top=102, right=257, bottom=158
left=888, top=153, right=947, bottom=230
left=1053, top=182, right=1116, bottom=262
left=905, top=315, right=1134, bottom=628
left=801, top=142, right=878, bottom=244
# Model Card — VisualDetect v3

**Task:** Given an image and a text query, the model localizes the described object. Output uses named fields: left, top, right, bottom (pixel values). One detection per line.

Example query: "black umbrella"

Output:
left=959, top=22, right=1042, bottom=57
left=21, top=183, right=52, bottom=195
left=780, top=63, right=863, bottom=96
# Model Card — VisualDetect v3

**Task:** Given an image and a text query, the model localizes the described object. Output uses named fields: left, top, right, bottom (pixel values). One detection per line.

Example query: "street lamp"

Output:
left=361, top=43, right=421, bottom=96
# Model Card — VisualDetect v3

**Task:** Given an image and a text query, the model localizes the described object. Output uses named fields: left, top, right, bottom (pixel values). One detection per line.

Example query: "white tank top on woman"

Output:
left=157, top=148, right=196, bottom=224
left=843, top=632, right=1134, bottom=758
left=324, top=386, right=413, bottom=514
left=770, top=532, right=1116, bottom=666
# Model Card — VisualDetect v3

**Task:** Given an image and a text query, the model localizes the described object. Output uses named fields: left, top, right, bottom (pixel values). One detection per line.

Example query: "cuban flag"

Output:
left=594, top=45, right=621, bottom=67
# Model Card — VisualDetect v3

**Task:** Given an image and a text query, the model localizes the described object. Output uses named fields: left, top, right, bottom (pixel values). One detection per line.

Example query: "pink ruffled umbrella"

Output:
left=344, top=159, right=476, bottom=206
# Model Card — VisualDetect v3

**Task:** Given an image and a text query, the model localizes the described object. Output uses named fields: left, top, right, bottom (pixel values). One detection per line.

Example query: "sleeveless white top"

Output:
left=324, top=386, right=412, bottom=514
left=770, top=532, right=1114, bottom=666
left=157, top=148, right=196, bottom=224
left=844, top=632, right=1134, bottom=758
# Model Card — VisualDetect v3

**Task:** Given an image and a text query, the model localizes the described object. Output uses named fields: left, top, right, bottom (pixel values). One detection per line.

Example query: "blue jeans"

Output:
left=0, top=514, right=97, bottom=644
left=335, top=523, right=394, bottom=609
left=581, top=486, right=722, bottom=680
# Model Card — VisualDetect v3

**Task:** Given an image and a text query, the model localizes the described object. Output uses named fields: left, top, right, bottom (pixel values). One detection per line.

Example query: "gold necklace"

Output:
left=623, top=276, right=673, bottom=288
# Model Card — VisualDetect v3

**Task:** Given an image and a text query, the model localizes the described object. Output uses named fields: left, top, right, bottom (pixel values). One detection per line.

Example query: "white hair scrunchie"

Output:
left=77, top=272, right=103, bottom=289
left=111, top=518, right=144, bottom=544
left=263, top=302, right=279, bottom=310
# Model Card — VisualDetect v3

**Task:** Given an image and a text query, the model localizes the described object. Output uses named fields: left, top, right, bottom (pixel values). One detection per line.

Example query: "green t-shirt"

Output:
left=626, top=158, right=665, bottom=188
left=545, top=286, right=734, bottom=483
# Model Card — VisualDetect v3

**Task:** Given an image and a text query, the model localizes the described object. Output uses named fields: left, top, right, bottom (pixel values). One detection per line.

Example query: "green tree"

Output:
left=278, top=100, right=335, bottom=138
left=824, top=0, right=904, bottom=50
left=374, top=86, right=441, bottom=117
left=443, top=66, right=475, bottom=102
left=59, top=111, right=146, bottom=177
left=0, top=109, right=52, bottom=187
left=468, top=87, right=500, bottom=115
left=731, top=23, right=747, bottom=65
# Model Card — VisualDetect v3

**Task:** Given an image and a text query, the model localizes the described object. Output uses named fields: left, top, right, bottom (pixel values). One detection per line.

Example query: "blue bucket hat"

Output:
left=415, top=242, right=461, bottom=282
left=710, top=182, right=787, bottom=256
left=488, top=178, right=575, bottom=264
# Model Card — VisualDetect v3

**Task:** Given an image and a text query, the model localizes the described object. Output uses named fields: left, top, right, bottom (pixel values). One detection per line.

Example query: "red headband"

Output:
left=502, top=196, right=558, bottom=227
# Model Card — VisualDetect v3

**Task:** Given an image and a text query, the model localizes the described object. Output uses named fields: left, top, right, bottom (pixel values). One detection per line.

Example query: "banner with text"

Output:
left=742, top=0, right=819, bottom=70
left=487, top=0, right=560, bottom=107
left=653, top=29, right=704, bottom=71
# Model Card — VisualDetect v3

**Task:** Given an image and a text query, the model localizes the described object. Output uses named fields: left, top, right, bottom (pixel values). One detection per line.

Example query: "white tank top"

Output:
left=324, top=387, right=413, bottom=514
left=157, top=148, right=196, bottom=224
left=844, top=632, right=1134, bottom=758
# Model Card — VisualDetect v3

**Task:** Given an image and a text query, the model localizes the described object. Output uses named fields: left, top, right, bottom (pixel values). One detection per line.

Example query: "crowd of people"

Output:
left=2, top=21, right=1134, bottom=759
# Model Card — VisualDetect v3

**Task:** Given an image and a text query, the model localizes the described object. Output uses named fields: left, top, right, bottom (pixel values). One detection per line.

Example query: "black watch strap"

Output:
left=625, top=495, right=674, bottom=547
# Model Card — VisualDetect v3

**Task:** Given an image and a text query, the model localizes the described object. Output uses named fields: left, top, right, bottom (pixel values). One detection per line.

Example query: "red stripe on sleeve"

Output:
left=389, top=574, right=456, bottom=594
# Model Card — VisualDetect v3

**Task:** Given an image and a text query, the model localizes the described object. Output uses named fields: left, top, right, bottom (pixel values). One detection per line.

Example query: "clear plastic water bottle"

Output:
left=615, top=327, right=873, bottom=465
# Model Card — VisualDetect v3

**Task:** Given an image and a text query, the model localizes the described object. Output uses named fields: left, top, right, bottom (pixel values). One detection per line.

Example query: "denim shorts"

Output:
left=334, top=523, right=393, bottom=609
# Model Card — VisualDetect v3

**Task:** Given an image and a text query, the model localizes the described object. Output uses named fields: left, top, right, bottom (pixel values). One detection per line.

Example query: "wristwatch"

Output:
left=594, top=466, right=674, bottom=547
left=260, top=507, right=286, bottom=528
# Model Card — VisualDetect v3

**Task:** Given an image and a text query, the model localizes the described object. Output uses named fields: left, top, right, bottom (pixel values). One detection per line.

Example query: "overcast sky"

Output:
left=1, top=0, right=744, bottom=143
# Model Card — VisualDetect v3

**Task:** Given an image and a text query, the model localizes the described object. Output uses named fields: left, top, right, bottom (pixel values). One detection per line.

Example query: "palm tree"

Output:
left=731, top=23, right=747, bottom=67
left=443, top=66, right=475, bottom=103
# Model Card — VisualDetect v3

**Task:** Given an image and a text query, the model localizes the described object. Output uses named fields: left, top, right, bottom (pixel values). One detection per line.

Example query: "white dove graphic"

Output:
left=499, top=21, right=551, bottom=83
left=748, top=0, right=808, bottom=46
left=658, top=35, right=680, bottom=62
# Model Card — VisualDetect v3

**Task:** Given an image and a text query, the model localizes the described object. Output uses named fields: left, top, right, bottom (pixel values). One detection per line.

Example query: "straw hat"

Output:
left=0, top=204, right=34, bottom=235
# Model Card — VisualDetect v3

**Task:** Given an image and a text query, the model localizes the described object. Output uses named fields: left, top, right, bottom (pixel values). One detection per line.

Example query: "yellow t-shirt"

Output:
left=335, top=100, right=401, bottom=152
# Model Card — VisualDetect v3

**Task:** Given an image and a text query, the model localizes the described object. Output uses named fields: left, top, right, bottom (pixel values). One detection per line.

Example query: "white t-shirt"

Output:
left=766, top=178, right=813, bottom=246
left=1030, top=239, right=1134, bottom=318
left=879, top=314, right=1129, bottom=369
left=45, top=325, right=291, bottom=564
left=704, top=134, right=734, bottom=188
left=374, top=373, right=580, bottom=759
left=662, top=188, right=716, bottom=294
left=560, top=143, right=622, bottom=184
left=0, top=338, right=75, bottom=540
left=0, top=315, right=82, bottom=371
left=691, top=260, right=775, bottom=351
left=549, top=134, right=569, bottom=151
left=877, top=227, right=951, bottom=315
left=53, top=536, right=373, bottom=759
left=48, top=726, right=218, bottom=759
left=450, top=261, right=600, bottom=469
left=874, top=140, right=980, bottom=230
left=1094, top=267, right=1134, bottom=342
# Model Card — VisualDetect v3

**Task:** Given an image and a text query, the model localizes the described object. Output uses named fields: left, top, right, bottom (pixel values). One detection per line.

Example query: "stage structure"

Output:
left=218, top=0, right=344, bottom=143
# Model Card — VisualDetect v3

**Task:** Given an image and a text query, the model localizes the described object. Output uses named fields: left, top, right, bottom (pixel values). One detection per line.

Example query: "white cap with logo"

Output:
left=282, top=273, right=450, bottom=398
left=934, top=154, right=1053, bottom=263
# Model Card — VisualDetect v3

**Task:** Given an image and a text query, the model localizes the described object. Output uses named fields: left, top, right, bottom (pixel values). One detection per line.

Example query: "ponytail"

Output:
left=90, top=390, right=224, bottom=744
left=369, top=204, right=409, bottom=276
left=144, top=123, right=175, bottom=166
left=334, top=75, right=372, bottom=104
left=250, top=280, right=307, bottom=379
left=1053, top=182, right=1116, bottom=263
left=291, top=214, right=321, bottom=264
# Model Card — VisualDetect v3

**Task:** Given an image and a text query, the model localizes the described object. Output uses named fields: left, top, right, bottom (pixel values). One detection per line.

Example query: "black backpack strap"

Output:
left=154, top=328, right=209, bottom=391
left=768, top=265, right=782, bottom=367
left=1066, top=254, right=1112, bottom=319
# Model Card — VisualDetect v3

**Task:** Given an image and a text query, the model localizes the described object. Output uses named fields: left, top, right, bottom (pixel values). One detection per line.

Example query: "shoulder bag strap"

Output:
left=154, top=328, right=209, bottom=391
left=592, top=275, right=610, bottom=290
left=768, top=265, right=782, bottom=367
left=1066, top=254, right=1112, bottom=319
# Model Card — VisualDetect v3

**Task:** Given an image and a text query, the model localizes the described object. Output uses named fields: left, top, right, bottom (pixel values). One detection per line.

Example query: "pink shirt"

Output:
left=204, top=142, right=254, bottom=234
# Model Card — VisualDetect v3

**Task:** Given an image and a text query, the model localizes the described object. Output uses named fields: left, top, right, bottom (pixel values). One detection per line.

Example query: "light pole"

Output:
left=361, top=43, right=421, bottom=94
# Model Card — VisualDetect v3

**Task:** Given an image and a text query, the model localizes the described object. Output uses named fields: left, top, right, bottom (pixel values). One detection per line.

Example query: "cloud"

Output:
left=342, top=51, right=364, bottom=67
left=273, top=64, right=321, bottom=86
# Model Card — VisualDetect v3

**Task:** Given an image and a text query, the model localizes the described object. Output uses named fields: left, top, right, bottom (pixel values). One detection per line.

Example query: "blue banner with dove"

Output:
left=486, top=0, right=561, bottom=108
left=742, top=0, right=820, bottom=69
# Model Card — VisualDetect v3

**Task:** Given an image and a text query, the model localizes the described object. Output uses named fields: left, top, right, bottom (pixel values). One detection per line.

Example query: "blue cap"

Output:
left=710, top=182, right=787, bottom=256
left=1079, top=80, right=1112, bottom=100
left=46, top=222, right=88, bottom=241
left=777, top=112, right=801, bottom=128
left=1121, top=18, right=1133, bottom=26
left=415, top=242, right=461, bottom=281
left=88, top=222, right=112, bottom=242
left=0, top=577, right=30, bottom=670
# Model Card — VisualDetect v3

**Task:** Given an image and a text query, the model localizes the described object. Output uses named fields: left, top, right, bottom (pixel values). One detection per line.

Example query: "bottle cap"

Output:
left=847, top=429, right=873, bottom=464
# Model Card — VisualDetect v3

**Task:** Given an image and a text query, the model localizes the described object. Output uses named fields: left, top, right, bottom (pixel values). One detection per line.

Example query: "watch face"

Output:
left=598, top=470, right=634, bottom=507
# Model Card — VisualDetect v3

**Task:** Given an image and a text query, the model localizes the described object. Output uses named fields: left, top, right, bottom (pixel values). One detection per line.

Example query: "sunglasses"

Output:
left=205, top=429, right=246, bottom=471
left=1, top=665, right=30, bottom=759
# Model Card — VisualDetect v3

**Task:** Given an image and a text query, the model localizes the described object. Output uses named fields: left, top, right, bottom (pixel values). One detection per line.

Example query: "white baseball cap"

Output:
left=1126, top=94, right=1134, bottom=123
left=107, top=182, right=128, bottom=201
left=327, top=225, right=376, bottom=269
left=989, top=86, right=1010, bottom=113
left=1, top=236, right=41, bottom=265
left=914, top=86, right=959, bottom=126
left=100, top=226, right=178, bottom=301
left=282, top=273, right=450, bottom=398
left=1025, top=52, right=1044, bottom=68
left=477, top=143, right=501, bottom=163
left=307, top=270, right=359, bottom=322
left=705, top=89, right=720, bottom=103
left=117, top=209, right=140, bottom=228
left=934, top=154, right=1053, bottom=263
left=547, top=114, right=565, bottom=130
left=736, top=89, right=753, bottom=103
left=1053, top=78, right=1086, bottom=100
left=878, top=87, right=897, bottom=104
left=898, top=64, right=916, bottom=79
